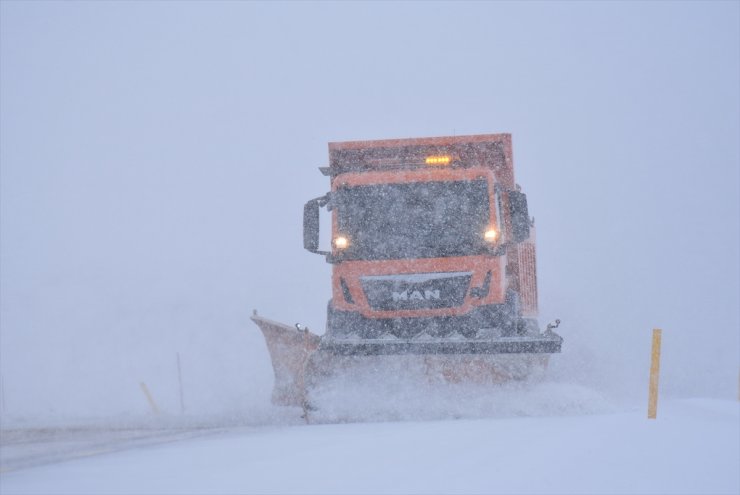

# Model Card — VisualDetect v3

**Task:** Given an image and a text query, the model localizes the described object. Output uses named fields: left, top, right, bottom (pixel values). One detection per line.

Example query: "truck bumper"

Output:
left=324, top=304, right=563, bottom=356
left=319, top=333, right=563, bottom=356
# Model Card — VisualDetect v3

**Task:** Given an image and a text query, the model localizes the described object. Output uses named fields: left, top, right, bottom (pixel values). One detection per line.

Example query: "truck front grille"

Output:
left=360, top=272, right=472, bottom=311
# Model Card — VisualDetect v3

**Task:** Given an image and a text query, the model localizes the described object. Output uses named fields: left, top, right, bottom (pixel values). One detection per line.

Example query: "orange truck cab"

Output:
left=303, top=134, right=562, bottom=356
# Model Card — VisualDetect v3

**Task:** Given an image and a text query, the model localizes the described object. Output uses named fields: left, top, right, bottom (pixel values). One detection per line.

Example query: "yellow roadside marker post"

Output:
left=648, top=328, right=662, bottom=419
left=139, top=382, right=160, bottom=414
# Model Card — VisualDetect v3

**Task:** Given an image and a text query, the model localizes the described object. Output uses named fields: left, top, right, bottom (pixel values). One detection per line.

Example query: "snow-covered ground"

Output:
left=1, top=394, right=737, bottom=495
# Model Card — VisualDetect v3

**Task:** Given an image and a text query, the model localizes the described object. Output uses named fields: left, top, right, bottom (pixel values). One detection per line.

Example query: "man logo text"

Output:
left=392, top=290, right=440, bottom=302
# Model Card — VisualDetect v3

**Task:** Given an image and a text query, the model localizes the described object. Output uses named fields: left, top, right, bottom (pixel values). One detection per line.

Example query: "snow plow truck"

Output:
left=252, top=133, right=563, bottom=417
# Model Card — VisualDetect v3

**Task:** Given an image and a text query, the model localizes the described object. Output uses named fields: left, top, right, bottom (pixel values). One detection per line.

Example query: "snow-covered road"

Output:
left=1, top=397, right=737, bottom=495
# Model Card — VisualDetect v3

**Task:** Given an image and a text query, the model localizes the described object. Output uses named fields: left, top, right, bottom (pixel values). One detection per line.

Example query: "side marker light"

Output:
left=425, top=155, right=452, bottom=166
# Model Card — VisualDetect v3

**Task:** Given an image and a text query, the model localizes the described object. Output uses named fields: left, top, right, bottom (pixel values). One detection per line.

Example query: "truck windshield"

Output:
left=335, top=179, right=490, bottom=260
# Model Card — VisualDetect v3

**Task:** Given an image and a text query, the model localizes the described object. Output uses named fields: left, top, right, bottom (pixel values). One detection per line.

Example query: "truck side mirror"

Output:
left=303, top=195, right=331, bottom=255
left=303, top=199, right=321, bottom=252
left=508, top=190, right=531, bottom=242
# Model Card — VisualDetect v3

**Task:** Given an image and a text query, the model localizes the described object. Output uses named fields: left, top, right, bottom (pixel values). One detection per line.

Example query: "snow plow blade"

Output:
left=252, top=310, right=563, bottom=410
left=250, top=312, right=320, bottom=406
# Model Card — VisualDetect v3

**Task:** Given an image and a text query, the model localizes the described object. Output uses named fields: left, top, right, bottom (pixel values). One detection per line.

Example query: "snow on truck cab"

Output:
left=251, top=133, right=563, bottom=413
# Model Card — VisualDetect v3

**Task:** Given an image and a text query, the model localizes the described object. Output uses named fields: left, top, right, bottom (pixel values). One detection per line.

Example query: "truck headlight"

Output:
left=333, top=236, right=350, bottom=249
left=484, top=228, right=498, bottom=242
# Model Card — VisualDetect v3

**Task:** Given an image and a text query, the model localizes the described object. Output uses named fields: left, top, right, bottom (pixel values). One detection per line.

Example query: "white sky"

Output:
left=1, top=1, right=738, bottom=418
